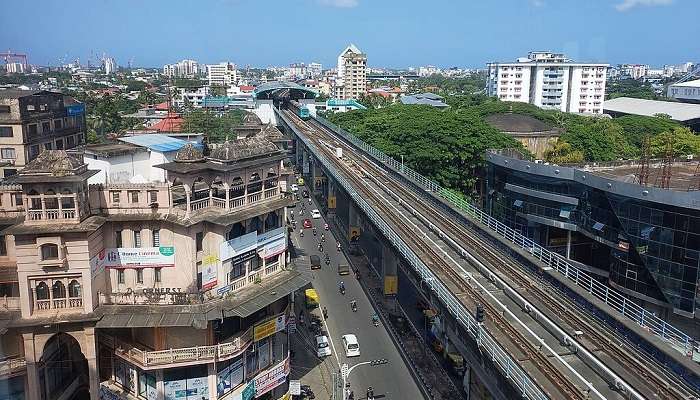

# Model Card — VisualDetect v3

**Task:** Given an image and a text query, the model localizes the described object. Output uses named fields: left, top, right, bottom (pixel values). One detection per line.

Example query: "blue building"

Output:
left=485, top=149, right=700, bottom=324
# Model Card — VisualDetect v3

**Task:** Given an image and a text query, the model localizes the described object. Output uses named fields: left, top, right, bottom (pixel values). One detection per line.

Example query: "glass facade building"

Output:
left=485, top=151, right=700, bottom=318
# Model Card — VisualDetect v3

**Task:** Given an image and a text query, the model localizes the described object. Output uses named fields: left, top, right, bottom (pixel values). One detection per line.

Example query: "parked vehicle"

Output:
left=305, top=289, right=319, bottom=309
left=302, top=189, right=309, bottom=198
left=297, top=177, right=305, bottom=186
left=316, top=335, right=332, bottom=357
left=291, top=184, right=299, bottom=193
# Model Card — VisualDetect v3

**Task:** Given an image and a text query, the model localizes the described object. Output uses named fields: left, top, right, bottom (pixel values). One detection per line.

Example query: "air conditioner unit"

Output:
left=534, top=159, right=544, bottom=164
left=687, top=154, right=694, bottom=161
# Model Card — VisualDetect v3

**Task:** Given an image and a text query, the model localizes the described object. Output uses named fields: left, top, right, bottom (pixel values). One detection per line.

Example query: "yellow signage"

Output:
left=328, top=196, right=336, bottom=209
left=202, top=254, right=219, bottom=265
left=253, top=314, right=286, bottom=341
left=384, top=276, right=398, bottom=295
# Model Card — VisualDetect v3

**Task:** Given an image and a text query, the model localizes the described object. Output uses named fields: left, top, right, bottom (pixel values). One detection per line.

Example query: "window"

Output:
left=68, top=280, right=81, bottom=297
left=41, top=244, right=59, bottom=260
left=0, top=236, right=6, bottom=256
left=138, top=371, right=156, bottom=399
left=77, top=134, right=84, bottom=144
left=29, top=145, right=39, bottom=159
left=55, top=139, right=63, bottom=149
left=154, top=268, right=162, bottom=283
left=42, top=121, right=51, bottom=133
left=149, top=191, right=158, bottom=203
left=44, top=142, right=52, bottom=150
left=196, top=232, right=203, bottom=252
left=117, top=270, right=125, bottom=284
left=111, top=191, right=120, bottom=204
left=35, top=282, right=49, bottom=300
left=66, top=136, right=75, bottom=147
left=1, top=148, right=15, bottom=159
left=54, top=119, right=63, bottom=130
left=0, top=127, right=13, bottom=137
left=0, top=106, right=9, bottom=114
left=115, top=231, right=123, bottom=248
left=27, top=124, right=38, bottom=136
left=26, top=104, right=35, bottom=111
left=136, top=269, right=143, bottom=284
left=52, top=281, right=65, bottom=299
left=130, top=191, right=139, bottom=203
left=134, top=231, right=142, bottom=247
left=152, top=230, right=160, bottom=247
left=13, top=193, right=21, bottom=205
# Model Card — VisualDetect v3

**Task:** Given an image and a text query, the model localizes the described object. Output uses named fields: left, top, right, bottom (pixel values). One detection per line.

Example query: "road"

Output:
left=290, top=188, right=424, bottom=400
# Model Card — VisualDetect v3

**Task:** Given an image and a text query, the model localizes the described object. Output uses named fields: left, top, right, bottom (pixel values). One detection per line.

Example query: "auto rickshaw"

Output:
left=305, top=288, right=319, bottom=309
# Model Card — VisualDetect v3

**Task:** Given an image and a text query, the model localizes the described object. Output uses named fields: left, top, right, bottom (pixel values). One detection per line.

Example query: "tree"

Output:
left=544, top=141, right=584, bottom=164
left=559, top=118, right=635, bottom=161
left=358, top=93, right=392, bottom=109
left=650, top=127, right=700, bottom=157
left=209, top=84, right=226, bottom=97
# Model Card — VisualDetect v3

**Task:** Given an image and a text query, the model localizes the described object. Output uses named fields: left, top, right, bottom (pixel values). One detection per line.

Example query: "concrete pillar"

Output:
left=381, top=245, right=398, bottom=297
left=84, top=327, right=100, bottom=400
left=463, top=366, right=471, bottom=400
left=156, top=369, right=165, bottom=400
left=348, top=204, right=361, bottom=242
left=22, top=333, right=42, bottom=400
left=302, top=151, right=310, bottom=175
left=566, top=230, right=572, bottom=259
left=208, top=363, right=217, bottom=400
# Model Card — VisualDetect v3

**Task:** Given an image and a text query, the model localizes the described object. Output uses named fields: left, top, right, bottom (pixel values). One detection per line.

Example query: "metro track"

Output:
left=282, top=106, right=699, bottom=400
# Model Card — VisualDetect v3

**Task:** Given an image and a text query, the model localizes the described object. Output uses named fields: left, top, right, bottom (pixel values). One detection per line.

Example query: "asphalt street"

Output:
left=290, top=190, right=424, bottom=400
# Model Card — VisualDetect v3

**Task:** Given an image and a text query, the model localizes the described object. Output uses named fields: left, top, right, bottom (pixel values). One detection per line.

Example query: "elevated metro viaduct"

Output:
left=275, top=104, right=700, bottom=400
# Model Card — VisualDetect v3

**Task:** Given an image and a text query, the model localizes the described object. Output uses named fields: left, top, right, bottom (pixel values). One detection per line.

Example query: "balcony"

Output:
left=110, top=325, right=255, bottom=368
left=25, top=193, right=80, bottom=224
left=0, top=357, right=26, bottom=377
left=174, top=184, right=282, bottom=217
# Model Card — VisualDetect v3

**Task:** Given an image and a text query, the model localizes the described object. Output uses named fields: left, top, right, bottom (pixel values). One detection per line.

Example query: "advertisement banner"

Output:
left=257, top=227, right=285, bottom=246
left=98, top=247, right=175, bottom=269
left=67, top=103, right=85, bottom=116
left=253, top=314, right=286, bottom=341
left=164, top=379, right=187, bottom=400
left=202, top=254, right=219, bottom=290
left=257, top=340, right=271, bottom=370
left=217, top=357, right=244, bottom=397
left=384, top=275, right=398, bottom=296
left=186, top=377, right=208, bottom=400
left=258, top=237, right=287, bottom=259
left=221, top=232, right=258, bottom=261
left=254, top=359, right=290, bottom=397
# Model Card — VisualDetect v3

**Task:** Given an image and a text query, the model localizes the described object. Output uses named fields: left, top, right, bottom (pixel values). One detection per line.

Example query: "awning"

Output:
left=219, top=271, right=311, bottom=319
left=593, top=222, right=605, bottom=231
left=559, top=208, right=571, bottom=219
left=513, top=199, right=523, bottom=207
left=96, top=312, right=206, bottom=329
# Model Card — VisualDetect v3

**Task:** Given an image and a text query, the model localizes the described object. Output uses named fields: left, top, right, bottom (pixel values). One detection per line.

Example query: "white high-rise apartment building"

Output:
left=103, top=57, right=117, bottom=75
left=335, top=44, right=367, bottom=100
left=163, top=59, right=200, bottom=78
left=207, top=62, right=238, bottom=87
left=5, top=62, right=25, bottom=74
left=487, top=51, right=609, bottom=114
left=308, top=62, right=322, bottom=78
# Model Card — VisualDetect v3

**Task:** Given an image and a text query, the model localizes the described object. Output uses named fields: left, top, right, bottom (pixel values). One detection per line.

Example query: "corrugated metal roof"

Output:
left=119, top=134, right=202, bottom=153
left=603, top=97, right=700, bottom=122
left=672, top=79, right=700, bottom=88
left=400, top=95, right=449, bottom=108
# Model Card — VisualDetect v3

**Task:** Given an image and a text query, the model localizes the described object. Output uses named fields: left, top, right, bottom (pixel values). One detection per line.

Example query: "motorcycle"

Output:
left=318, top=244, right=323, bottom=252
left=351, top=301, right=357, bottom=312
left=321, top=234, right=325, bottom=243
left=312, top=228, right=317, bottom=236
left=339, top=285, right=345, bottom=295
left=325, top=257, right=330, bottom=266
left=337, top=243, right=341, bottom=252
left=372, top=314, right=379, bottom=327
left=324, top=223, right=329, bottom=231
left=300, top=385, right=315, bottom=399
left=299, top=230, right=304, bottom=238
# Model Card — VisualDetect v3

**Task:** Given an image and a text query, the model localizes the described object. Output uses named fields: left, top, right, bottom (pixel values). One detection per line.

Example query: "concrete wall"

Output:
left=254, top=101, right=277, bottom=125
left=85, top=151, right=152, bottom=184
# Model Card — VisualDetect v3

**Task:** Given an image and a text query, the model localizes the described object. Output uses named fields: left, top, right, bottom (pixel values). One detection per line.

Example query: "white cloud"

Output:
left=615, top=0, right=673, bottom=12
left=317, top=0, right=359, bottom=8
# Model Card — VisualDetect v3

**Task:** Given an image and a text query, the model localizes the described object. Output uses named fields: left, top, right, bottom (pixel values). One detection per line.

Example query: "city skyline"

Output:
left=1, top=0, right=698, bottom=69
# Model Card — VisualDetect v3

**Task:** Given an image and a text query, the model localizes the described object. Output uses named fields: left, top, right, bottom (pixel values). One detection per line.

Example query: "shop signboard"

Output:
left=289, top=380, right=301, bottom=396
left=258, top=237, right=287, bottom=259
left=98, top=247, right=175, bottom=269
left=67, top=103, right=85, bottom=116
left=221, top=232, right=258, bottom=261
left=202, top=254, right=219, bottom=290
left=217, top=357, right=244, bottom=397
left=254, top=359, right=290, bottom=397
left=241, top=381, right=255, bottom=400
left=253, top=314, right=286, bottom=341
left=257, top=227, right=285, bottom=246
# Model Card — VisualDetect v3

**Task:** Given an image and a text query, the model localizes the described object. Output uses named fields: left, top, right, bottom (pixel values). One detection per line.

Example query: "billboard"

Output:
left=254, top=359, right=290, bottom=397
left=96, top=247, right=175, bottom=269
left=66, top=103, right=85, bottom=116
left=201, top=254, right=219, bottom=290
left=253, top=314, right=286, bottom=341
left=384, top=275, right=398, bottom=296
left=220, top=232, right=257, bottom=261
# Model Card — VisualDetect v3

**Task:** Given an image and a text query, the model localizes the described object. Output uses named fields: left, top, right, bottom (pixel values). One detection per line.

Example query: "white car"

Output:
left=342, top=334, right=360, bottom=357
left=291, top=184, right=299, bottom=193
left=311, top=209, right=322, bottom=219
left=316, top=335, right=332, bottom=358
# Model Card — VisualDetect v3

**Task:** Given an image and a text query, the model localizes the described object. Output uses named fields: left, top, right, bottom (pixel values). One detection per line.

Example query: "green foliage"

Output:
left=407, top=73, right=487, bottom=96
left=173, top=78, right=205, bottom=88
left=209, top=84, right=226, bottom=97
left=125, top=80, right=147, bottom=92
left=613, top=114, right=681, bottom=148
left=315, top=93, right=330, bottom=102
left=357, top=93, right=392, bottom=109
left=559, top=118, right=635, bottom=161
left=328, top=104, right=523, bottom=193
left=650, top=127, right=700, bottom=157
left=182, top=109, right=247, bottom=143
left=607, top=79, right=660, bottom=100
left=543, top=141, right=584, bottom=164
left=69, top=92, right=141, bottom=140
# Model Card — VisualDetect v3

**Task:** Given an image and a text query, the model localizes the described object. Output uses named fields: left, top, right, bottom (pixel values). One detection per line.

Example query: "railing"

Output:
left=212, top=198, right=227, bottom=209
left=281, top=110, right=549, bottom=400
left=46, top=209, right=60, bottom=219
left=310, top=114, right=699, bottom=357
left=62, top=209, right=76, bottom=219
left=248, top=271, right=262, bottom=284
left=27, top=210, right=42, bottom=220
left=0, top=296, right=20, bottom=310
left=264, top=187, right=279, bottom=199
left=247, top=192, right=262, bottom=203
left=35, top=299, right=50, bottom=310
left=231, top=277, right=247, bottom=292
left=265, top=263, right=279, bottom=275
left=190, top=198, right=209, bottom=211
left=112, top=325, right=255, bottom=367
left=53, top=298, right=66, bottom=308
left=68, top=297, right=83, bottom=308
left=0, top=357, right=26, bottom=376
left=230, top=196, right=245, bottom=209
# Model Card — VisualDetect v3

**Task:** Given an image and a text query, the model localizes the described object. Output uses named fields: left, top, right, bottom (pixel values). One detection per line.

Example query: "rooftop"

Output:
left=671, top=79, right=700, bottom=88
left=0, top=89, right=41, bottom=99
left=400, top=93, right=449, bottom=108
left=603, top=97, right=700, bottom=122
left=119, top=134, right=202, bottom=153
left=83, top=142, right=146, bottom=157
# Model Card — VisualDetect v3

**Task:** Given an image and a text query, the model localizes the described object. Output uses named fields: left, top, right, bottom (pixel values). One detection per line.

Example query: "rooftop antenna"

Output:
left=636, top=134, right=651, bottom=186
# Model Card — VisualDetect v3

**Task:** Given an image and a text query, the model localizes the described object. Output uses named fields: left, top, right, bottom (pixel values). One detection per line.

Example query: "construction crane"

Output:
left=1, top=50, right=28, bottom=67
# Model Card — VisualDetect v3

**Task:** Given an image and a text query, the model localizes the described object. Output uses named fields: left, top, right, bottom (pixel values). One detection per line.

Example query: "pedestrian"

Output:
left=299, top=310, right=305, bottom=326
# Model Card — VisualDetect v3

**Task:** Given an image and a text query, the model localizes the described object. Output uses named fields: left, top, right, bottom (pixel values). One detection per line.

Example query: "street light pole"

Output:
left=401, top=154, right=404, bottom=173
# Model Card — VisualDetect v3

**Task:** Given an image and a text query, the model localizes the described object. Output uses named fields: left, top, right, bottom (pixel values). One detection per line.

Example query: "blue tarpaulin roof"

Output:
left=119, top=134, right=202, bottom=153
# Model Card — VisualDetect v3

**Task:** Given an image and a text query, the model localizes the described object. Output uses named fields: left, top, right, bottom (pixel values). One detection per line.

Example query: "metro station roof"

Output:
left=253, top=81, right=318, bottom=100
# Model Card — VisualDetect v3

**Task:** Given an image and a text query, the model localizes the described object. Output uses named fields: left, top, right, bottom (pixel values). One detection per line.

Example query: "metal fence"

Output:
left=279, top=111, right=549, bottom=400
left=312, top=116, right=697, bottom=357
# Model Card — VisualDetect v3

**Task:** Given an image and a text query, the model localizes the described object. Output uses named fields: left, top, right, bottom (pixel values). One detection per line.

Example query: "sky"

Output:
left=1, top=0, right=698, bottom=69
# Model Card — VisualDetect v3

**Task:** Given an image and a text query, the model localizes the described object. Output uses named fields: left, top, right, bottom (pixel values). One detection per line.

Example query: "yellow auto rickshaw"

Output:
left=305, top=288, right=319, bottom=309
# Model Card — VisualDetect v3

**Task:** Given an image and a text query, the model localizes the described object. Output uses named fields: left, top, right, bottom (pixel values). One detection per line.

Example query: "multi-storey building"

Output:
left=667, top=79, right=700, bottom=104
left=207, top=62, right=238, bottom=88
left=173, top=86, right=210, bottom=109
left=163, top=60, right=201, bottom=79
left=103, top=57, right=117, bottom=75
left=288, top=63, right=306, bottom=79
left=0, top=90, right=86, bottom=179
left=335, top=44, right=367, bottom=100
left=0, top=133, right=305, bottom=400
left=487, top=51, right=609, bottom=114
left=307, top=63, right=322, bottom=79
left=5, top=63, right=25, bottom=74
left=619, top=63, right=649, bottom=80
